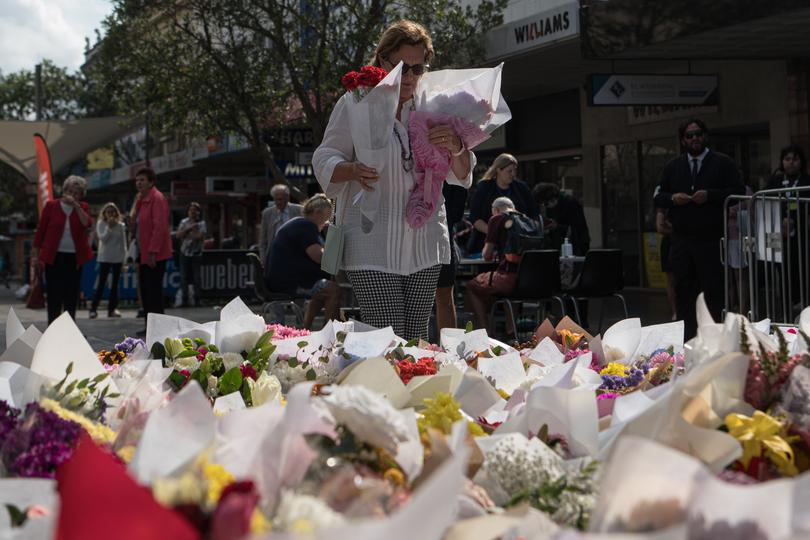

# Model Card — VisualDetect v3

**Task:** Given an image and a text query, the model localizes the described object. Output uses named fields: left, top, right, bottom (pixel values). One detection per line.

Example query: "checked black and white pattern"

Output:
left=346, top=265, right=441, bottom=341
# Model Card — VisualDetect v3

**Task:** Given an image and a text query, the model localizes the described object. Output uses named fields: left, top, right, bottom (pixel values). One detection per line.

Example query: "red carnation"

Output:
left=239, top=363, right=258, bottom=381
left=396, top=357, right=437, bottom=385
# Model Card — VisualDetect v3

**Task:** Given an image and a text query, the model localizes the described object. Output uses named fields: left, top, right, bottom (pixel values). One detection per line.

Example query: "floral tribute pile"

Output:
left=2, top=296, right=810, bottom=539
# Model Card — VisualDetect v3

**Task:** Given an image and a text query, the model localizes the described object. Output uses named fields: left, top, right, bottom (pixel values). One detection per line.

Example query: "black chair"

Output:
left=489, top=250, right=568, bottom=337
left=566, top=249, right=628, bottom=332
left=245, top=252, right=305, bottom=326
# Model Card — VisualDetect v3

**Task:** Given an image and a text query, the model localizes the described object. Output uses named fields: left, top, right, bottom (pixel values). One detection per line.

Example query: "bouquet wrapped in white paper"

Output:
left=342, top=63, right=403, bottom=231
left=405, top=64, right=511, bottom=228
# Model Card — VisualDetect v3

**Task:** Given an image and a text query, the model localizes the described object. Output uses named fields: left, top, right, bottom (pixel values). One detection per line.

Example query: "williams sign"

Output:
left=486, top=2, right=579, bottom=60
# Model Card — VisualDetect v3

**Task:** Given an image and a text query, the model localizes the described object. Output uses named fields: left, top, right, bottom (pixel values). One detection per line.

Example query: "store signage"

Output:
left=265, top=128, right=315, bottom=148
left=626, top=105, right=719, bottom=125
left=80, top=252, right=255, bottom=301
left=486, top=1, right=579, bottom=59
left=590, top=74, right=719, bottom=106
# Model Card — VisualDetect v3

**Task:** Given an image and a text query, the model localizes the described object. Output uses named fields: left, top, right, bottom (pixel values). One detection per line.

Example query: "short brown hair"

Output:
left=371, top=20, right=434, bottom=67
left=135, top=166, right=157, bottom=184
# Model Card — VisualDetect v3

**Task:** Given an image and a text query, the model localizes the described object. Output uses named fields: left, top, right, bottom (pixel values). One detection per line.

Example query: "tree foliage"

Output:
left=0, top=59, right=114, bottom=121
left=94, top=0, right=507, bottom=182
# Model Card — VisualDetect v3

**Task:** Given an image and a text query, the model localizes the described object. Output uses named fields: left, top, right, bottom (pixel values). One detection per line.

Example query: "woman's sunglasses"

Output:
left=385, top=59, right=428, bottom=76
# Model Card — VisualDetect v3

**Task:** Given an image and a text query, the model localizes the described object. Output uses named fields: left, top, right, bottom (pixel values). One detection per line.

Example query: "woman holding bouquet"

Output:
left=313, top=19, right=474, bottom=340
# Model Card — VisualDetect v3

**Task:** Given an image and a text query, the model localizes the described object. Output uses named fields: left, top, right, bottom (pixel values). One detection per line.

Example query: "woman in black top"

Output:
left=466, top=153, right=538, bottom=254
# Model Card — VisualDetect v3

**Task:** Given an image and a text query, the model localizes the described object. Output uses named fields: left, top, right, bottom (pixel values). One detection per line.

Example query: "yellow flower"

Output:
left=417, top=393, right=486, bottom=439
left=600, top=362, right=628, bottom=377
left=383, top=468, right=405, bottom=487
left=250, top=510, right=272, bottom=534
left=116, top=445, right=136, bottom=464
left=152, top=472, right=204, bottom=506
left=725, top=411, right=798, bottom=477
left=200, top=460, right=235, bottom=507
left=290, top=519, right=313, bottom=534
left=39, top=398, right=117, bottom=445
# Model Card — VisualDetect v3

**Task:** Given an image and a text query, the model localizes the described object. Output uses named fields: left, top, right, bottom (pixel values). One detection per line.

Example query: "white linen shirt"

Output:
left=313, top=94, right=475, bottom=276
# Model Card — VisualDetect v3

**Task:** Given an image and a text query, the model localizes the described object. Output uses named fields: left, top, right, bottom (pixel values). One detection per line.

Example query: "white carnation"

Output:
left=273, top=491, right=346, bottom=532
left=271, top=360, right=310, bottom=392
left=221, top=352, right=244, bottom=371
left=322, top=385, right=410, bottom=454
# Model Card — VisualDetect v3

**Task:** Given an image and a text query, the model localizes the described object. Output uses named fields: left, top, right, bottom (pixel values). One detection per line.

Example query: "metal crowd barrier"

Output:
left=723, top=186, right=810, bottom=324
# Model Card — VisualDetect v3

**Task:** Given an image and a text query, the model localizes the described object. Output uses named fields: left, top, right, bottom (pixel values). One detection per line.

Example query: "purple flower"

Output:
left=114, top=336, right=146, bottom=354
left=1, top=403, right=82, bottom=479
left=10, top=440, right=74, bottom=478
left=0, top=400, right=20, bottom=441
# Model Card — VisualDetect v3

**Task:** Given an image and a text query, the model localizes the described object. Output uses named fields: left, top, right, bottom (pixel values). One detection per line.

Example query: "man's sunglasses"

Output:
left=684, top=130, right=704, bottom=140
left=386, top=59, right=429, bottom=76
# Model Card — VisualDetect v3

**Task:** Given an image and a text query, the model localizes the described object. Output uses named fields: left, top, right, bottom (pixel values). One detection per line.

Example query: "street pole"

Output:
left=34, top=63, right=42, bottom=120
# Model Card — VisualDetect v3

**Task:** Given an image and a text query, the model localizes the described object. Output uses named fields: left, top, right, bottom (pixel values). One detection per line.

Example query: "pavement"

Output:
left=0, top=283, right=230, bottom=351
left=0, top=280, right=673, bottom=351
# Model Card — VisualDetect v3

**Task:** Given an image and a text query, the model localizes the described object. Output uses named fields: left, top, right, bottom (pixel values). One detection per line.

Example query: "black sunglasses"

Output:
left=684, top=130, right=704, bottom=140
left=386, top=59, right=428, bottom=76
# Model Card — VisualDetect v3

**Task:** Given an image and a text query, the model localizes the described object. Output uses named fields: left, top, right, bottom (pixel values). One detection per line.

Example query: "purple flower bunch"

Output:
left=1, top=401, right=82, bottom=478
left=599, top=365, right=647, bottom=392
left=115, top=336, right=146, bottom=354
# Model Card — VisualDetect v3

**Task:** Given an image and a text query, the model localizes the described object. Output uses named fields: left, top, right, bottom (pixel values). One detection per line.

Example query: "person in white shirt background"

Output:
left=259, top=184, right=303, bottom=267
left=89, top=202, right=127, bottom=318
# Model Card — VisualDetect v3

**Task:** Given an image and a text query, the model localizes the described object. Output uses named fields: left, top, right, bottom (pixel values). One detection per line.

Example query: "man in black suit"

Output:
left=653, top=119, right=744, bottom=339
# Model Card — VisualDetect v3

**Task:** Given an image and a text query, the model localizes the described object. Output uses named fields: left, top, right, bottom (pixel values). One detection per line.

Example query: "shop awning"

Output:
left=0, top=117, right=134, bottom=181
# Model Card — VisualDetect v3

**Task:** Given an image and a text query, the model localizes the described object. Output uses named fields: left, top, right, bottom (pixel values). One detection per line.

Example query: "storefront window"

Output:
left=601, top=143, right=640, bottom=286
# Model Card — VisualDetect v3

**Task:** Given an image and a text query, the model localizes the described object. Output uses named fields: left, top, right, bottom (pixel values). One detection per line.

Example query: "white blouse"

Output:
left=313, top=94, right=475, bottom=276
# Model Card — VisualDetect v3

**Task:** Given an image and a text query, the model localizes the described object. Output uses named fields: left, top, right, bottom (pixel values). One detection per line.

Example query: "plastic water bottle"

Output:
left=561, top=237, right=573, bottom=258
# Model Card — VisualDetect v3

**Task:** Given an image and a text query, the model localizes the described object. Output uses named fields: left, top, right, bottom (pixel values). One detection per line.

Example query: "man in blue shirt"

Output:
left=264, top=194, right=341, bottom=328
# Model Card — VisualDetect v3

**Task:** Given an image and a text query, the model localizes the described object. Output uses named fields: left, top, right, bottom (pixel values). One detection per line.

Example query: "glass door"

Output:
left=601, top=143, right=641, bottom=286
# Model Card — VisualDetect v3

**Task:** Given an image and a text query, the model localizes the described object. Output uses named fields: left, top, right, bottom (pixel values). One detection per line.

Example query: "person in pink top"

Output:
left=133, top=167, right=172, bottom=331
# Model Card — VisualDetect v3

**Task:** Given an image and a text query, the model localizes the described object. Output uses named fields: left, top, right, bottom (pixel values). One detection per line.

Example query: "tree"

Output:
left=94, top=0, right=507, bottom=185
left=0, top=60, right=103, bottom=120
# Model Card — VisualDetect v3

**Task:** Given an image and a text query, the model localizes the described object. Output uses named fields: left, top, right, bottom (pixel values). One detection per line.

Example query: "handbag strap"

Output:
left=333, top=185, right=350, bottom=226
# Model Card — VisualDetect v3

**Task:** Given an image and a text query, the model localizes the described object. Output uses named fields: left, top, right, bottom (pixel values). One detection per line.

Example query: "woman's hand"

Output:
left=352, top=161, right=379, bottom=192
left=63, top=194, right=78, bottom=208
left=427, top=123, right=462, bottom=154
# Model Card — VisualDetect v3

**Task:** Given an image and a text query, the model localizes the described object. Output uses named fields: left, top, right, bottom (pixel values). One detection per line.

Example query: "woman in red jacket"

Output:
left=32, top=175, right=93, bottom=324
left=133, top=167, right=173, bottom=331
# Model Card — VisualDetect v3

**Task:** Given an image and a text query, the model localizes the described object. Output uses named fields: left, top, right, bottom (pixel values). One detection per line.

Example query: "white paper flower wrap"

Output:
left=322, top=385, right=410, bottom=454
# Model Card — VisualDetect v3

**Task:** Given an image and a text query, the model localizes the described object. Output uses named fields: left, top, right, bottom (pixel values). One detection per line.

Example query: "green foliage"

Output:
left=249, top=330, right=276, bottom=373
left=5, top=504, right=27, bottom=528
left=93, top=0, right=506, bottom=180
left=44, top=362, right=115, bottom=422
left=218, top=367, right=243, bottom=395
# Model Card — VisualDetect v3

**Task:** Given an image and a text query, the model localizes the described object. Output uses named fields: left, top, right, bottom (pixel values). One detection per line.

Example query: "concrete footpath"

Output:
left=0, top=283, right=228, bottom=351
left=0, top=280, right=672, bottom=351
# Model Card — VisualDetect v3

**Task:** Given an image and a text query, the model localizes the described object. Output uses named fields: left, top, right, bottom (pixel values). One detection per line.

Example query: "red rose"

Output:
left=357, top=65, right=387, bottom=87
left=341, top=70, right=360, bottom=91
